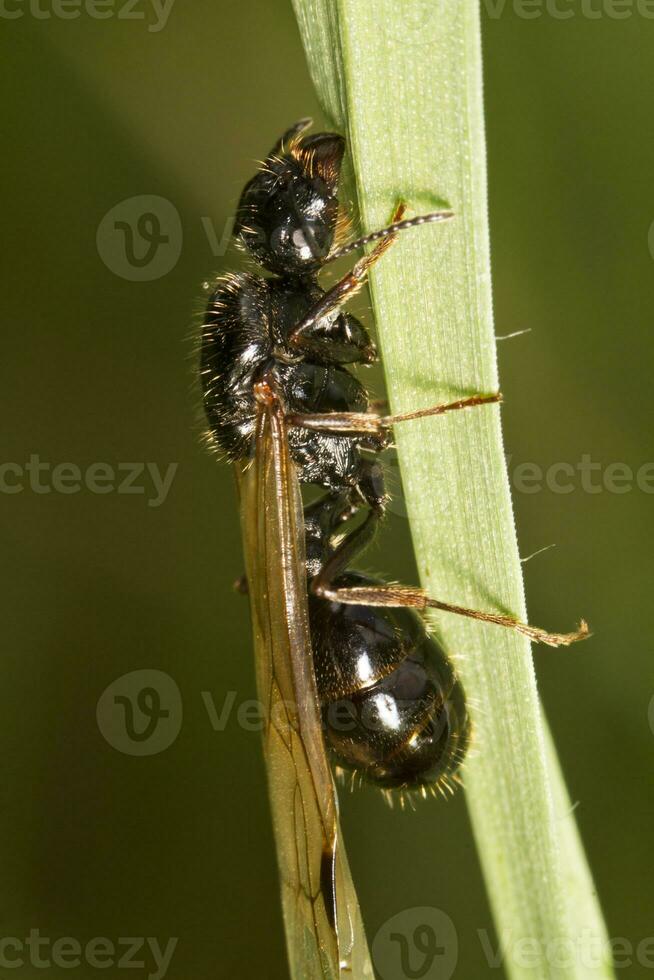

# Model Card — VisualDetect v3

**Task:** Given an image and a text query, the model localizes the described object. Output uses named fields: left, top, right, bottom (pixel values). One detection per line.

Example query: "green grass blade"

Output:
left=290, top=1, right=613, bottom=977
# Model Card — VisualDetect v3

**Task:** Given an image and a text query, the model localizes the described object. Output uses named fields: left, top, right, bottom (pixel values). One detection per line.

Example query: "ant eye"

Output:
left=291, top=227, right=314, bottom=260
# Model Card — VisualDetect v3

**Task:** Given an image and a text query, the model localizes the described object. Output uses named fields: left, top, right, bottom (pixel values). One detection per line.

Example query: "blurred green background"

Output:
left=2, top=2, right=653, bottom=978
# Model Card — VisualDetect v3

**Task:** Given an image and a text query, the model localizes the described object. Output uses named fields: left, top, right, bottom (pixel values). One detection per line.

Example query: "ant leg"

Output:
left=286, top=393, right=502, bottom=437
left=304, top=491, right=360, bottom=537
left=325, top=207, right=455, bottom=264
left=312, top=569, right=589, bottom=648
left=309, top=476, right=589, bottom=647
left=350, top=457, right=387, bottom=511
left=289, top=203, right=454, bottom=363
left=289, top=203, right=407, bottom=360
left=313, top=557, right=588, bottom=646
left=237, top=489, right=367, bottom=595
left=310, top=507, right=383, bottom=593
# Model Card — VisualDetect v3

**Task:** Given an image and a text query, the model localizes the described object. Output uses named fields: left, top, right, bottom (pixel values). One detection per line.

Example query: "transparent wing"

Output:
left=236, top=397, right=373, bottom=980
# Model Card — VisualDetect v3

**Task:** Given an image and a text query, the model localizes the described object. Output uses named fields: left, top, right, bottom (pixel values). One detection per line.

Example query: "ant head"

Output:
left=234, top=120, right=345, bottom=275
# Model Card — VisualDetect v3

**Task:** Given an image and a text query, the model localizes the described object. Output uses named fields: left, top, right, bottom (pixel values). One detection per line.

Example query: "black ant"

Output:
left=200, top=118, right=588, bottom=796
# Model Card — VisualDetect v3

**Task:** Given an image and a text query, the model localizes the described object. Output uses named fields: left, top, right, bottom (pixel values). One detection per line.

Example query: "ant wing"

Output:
left=236, top=398, right=373, bottom=980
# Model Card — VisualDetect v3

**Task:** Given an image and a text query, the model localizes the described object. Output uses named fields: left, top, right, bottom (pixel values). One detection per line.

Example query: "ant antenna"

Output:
left=327, top=209, right=454, bottom=263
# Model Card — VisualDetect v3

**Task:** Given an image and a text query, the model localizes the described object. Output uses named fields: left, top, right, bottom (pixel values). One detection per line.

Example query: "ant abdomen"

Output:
left=309, top=572, right=470, bottom=792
